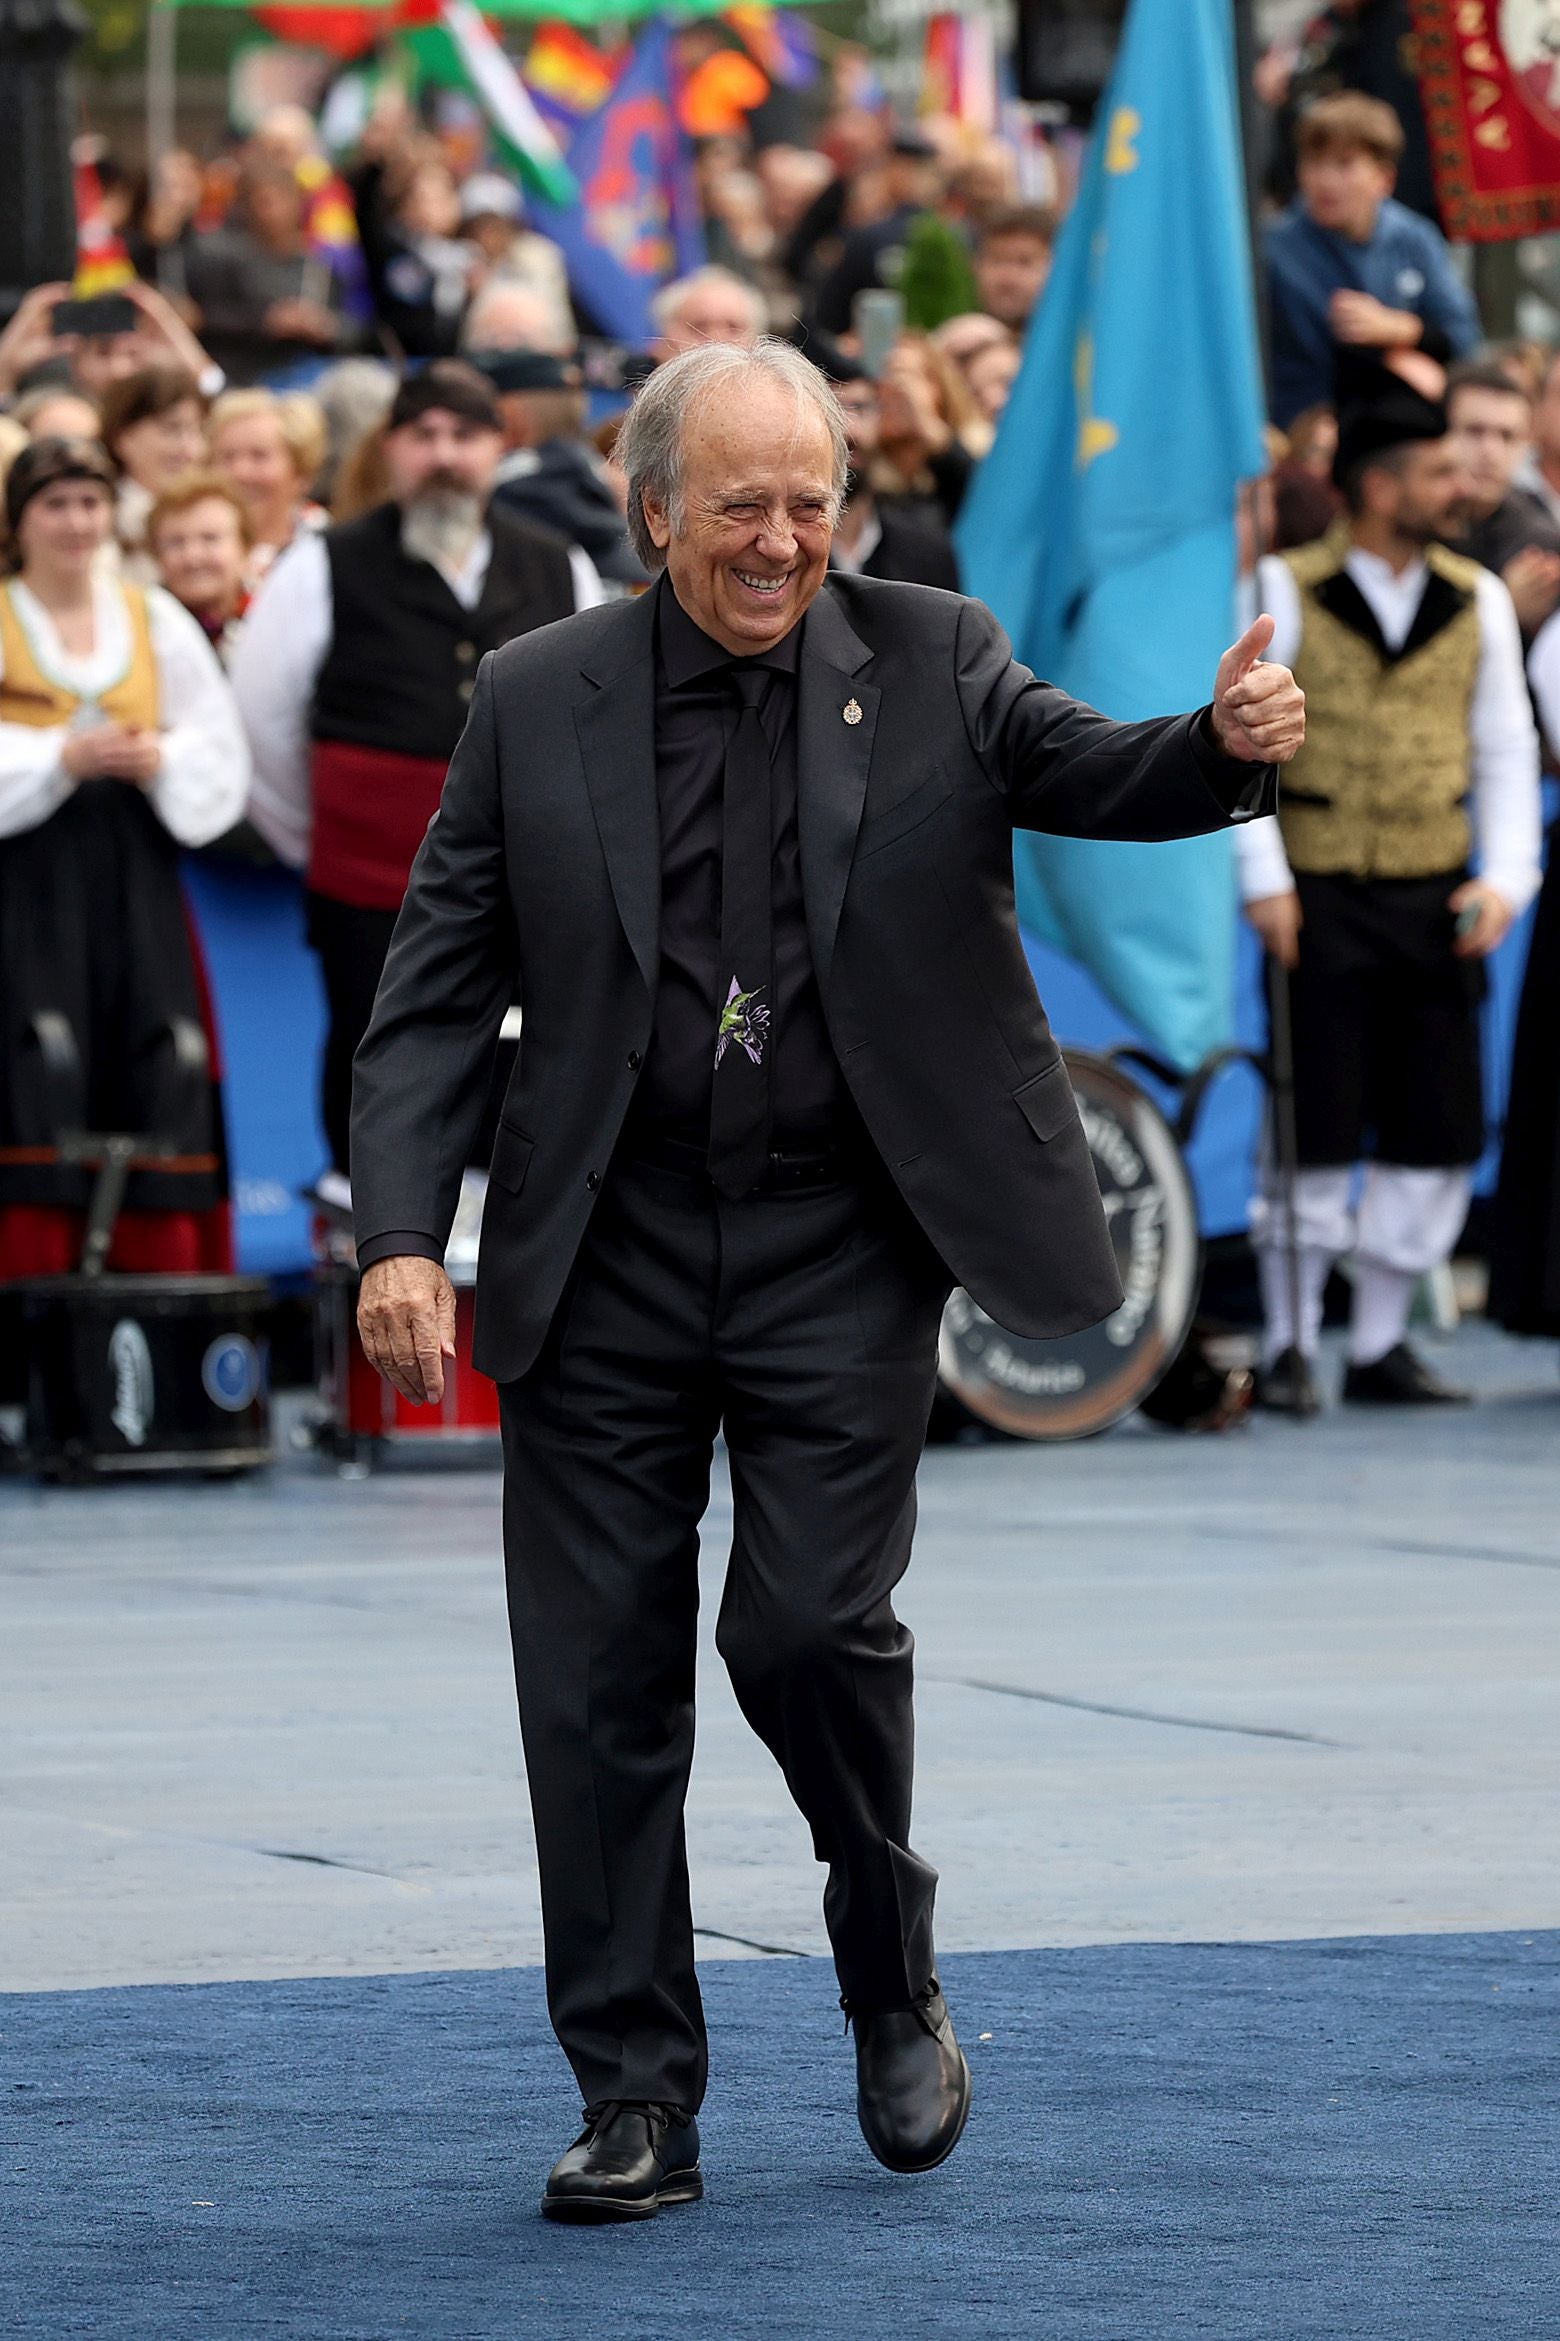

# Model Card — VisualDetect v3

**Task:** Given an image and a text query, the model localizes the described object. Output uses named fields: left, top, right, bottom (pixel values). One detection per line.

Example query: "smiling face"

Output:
left=211, top=412, right=300, bottom=519
left=116, top=397, right=207, bottom=494
left=16, top=480, right=115, bottom=578
left=644, top=375, right=836, bottom=656
left=152, top=494, right=247, bottom=620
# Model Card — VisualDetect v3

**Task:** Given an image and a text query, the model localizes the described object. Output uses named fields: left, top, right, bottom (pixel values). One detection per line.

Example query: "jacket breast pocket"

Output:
left=854, top=770, right=952, bottom=861
left=1013, top=1059, right=1077, bottom=1143
left=488, top=1121, right=534, bottom=1196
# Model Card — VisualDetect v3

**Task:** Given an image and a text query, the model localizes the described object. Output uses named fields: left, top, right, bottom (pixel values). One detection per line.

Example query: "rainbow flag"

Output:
left=73, top=158, right=135, bottom=297
left=523, top=20, right=617, bottom=116
left=296, top=150, right=373, bottom=322
left=724, top=6, right=818, bottom=90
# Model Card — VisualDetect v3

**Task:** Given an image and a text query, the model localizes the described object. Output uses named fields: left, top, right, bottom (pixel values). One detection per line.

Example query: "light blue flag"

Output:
left=954, top=0, right=1267, bottom=1072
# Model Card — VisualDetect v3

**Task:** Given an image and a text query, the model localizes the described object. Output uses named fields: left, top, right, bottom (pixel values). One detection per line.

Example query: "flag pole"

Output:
left=146, top=0, right=177, bottom=173
left=1233, top=0, right=1308, bottom=1395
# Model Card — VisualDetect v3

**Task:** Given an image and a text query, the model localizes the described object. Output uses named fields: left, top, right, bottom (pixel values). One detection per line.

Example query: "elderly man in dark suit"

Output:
left=351, top=340, right=1305, bottom=2223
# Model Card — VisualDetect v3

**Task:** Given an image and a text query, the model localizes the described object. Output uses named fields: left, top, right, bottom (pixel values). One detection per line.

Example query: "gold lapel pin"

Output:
left=842, top=698, right=863, bottom=726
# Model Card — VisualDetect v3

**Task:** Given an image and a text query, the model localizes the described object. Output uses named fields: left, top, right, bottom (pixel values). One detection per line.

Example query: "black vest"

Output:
left=311, top=501, right=576, bottom=761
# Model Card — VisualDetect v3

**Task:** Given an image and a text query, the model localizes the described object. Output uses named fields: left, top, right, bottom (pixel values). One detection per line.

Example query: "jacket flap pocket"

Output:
left=1013, top=1060, right=1076, bottom=1143
left=488, top=1122, right=534, bottom=1196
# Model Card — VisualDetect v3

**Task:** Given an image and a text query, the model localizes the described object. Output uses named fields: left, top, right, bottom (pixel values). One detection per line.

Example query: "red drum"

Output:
left=310, top=1256, right=500, bottom=1471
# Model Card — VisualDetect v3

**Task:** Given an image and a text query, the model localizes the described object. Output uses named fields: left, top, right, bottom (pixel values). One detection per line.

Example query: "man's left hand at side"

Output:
left=1211, top=613, right=1306, bottom=765
left=358, top=1254, right=457, bottom=1403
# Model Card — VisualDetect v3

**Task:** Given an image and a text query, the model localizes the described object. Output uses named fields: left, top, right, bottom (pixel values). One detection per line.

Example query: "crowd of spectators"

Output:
left=2, top=22, right=1560, bottom=1333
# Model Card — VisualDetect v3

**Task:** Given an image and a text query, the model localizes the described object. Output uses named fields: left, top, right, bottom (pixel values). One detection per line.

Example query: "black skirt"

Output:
left=0, top=778, right=228, bottom=1214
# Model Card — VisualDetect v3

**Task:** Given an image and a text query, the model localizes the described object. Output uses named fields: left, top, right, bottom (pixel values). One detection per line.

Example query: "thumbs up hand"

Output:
left=1211, top=613, right=1306, bottom=765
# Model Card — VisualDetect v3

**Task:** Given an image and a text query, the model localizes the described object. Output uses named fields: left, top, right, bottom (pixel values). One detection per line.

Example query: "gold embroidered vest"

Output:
left=1278, top=525, right=1482, bottom=879
left=0, top=581, right=159, bottom=732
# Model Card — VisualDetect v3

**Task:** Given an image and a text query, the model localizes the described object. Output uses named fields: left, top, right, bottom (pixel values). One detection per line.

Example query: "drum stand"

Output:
left=302, top=1178, right=501, bottom=1476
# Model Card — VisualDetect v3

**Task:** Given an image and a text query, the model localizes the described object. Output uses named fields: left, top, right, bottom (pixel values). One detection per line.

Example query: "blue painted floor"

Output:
left=6, top=1932, right=1556, bottom=2340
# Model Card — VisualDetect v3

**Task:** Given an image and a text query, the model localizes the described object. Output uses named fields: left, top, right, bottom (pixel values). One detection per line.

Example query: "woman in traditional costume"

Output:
left=0, top=437, right=250, bottom=1280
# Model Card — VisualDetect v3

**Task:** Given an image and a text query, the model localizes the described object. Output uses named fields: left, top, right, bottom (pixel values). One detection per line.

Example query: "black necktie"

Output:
left=708, top=664, right=773, bottom=1198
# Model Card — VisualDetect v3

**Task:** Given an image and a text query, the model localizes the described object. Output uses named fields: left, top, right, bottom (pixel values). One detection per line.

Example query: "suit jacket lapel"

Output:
left=575, top=592, right=660, bottom=996
left=797, top=585, right=876, bottom=995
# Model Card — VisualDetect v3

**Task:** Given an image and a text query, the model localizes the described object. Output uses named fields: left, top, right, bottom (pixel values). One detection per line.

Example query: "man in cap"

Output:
left=233, top=360, right=604, bottom=1177
left=478, top=348, right=648, bottom=587
left=1240, top=374, right=1542, bottom=1410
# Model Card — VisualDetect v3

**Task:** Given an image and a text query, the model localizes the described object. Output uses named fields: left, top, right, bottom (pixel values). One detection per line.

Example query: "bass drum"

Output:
left=936, top=1048, right=1201, bottom=1442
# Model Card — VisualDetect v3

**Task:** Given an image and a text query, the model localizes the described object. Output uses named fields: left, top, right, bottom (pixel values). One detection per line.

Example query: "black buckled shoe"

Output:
left=849, top=1981, right=972, bottom=2174
left=540, top=2100, right=702, bottom=2223
left=1342, top=1341, right=1470, bottom=1407
left=1252, top=1344, right=1322, bottom=1417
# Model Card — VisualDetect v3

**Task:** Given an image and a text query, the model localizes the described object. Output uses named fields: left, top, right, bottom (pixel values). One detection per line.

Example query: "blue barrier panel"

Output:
left=182, top=858, right=326, bottom=1280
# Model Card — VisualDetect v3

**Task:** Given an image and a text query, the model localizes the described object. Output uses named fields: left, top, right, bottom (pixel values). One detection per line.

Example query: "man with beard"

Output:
left=1238, top=381, right=1541, bottom=1412
left=234, top=361, right=603, bottom=1175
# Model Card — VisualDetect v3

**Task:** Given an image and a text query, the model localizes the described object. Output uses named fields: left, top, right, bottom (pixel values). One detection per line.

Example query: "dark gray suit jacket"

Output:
left=351, top=575, right=1274, bottom=1383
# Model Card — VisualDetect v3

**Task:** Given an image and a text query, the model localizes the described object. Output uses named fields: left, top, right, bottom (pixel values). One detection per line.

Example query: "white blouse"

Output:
left=0, top=576, right=252, bottom=848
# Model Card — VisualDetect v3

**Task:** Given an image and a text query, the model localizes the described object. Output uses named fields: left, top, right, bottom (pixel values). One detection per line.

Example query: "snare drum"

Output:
left=19, top=1272, right=273, bottom=1479
left=311, top=1259, right=500, bottom=1468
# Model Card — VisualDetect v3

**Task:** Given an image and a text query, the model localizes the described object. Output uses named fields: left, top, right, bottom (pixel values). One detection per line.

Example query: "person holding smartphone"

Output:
left=1239, top=376, right=1542, bottom=1413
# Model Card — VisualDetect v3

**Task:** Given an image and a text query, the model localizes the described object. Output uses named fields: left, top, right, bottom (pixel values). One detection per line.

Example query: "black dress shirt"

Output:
left=635, top=576, right=843, bottom=1144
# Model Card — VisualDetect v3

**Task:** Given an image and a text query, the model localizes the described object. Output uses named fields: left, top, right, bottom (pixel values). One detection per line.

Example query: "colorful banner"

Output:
left=527, top=19, right=704, bottom=345
left=73, top=158, right=136, bottom=297
left=524, top=19, right=617, bottom=114
left=922, top=12, right=998, bottom=133
left=1411, top=0, right=1560, bottom=240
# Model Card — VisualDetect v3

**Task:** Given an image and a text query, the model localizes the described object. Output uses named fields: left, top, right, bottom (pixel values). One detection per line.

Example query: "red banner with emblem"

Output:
left=1412, top=0, right=1560, bottom=239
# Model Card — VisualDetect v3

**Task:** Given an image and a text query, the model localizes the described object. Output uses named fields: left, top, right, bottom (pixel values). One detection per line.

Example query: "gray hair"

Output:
left=618, top=339, right=850, bottom=570
left=649, top=264, right=767, bottom=338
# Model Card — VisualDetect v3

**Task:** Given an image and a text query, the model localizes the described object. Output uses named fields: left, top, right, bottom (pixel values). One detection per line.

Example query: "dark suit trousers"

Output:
left=306, top=891, right=398, bottom=1177
left=497, top=1143, right=952, bottom=2113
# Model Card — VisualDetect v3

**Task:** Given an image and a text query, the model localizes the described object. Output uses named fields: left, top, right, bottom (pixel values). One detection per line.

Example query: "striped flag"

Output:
left=404, top=1, right=577, bottom=207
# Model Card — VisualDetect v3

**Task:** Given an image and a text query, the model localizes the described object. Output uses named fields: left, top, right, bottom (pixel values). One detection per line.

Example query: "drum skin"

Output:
left=18, top=1274, right=272, bottom=1477
left=936, top=1050, right=1202, bottom=1442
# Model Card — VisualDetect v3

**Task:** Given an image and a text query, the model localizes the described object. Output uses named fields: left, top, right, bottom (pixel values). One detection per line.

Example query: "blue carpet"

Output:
left=4, top=1934, right=1556, bottom=2339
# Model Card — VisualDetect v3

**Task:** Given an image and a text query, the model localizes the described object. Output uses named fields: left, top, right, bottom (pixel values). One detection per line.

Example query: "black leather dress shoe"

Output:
left=1252, top=1344, right=1322, bottom=1417
left=540, top=2101, right=702, bottom=2223
left=1342, top=1341, right=1470, bottom=1406
left=850, top=1982, right=972, bottom=2174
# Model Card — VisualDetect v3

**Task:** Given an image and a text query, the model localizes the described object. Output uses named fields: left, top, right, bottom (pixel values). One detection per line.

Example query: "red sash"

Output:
left=308, top=739, right=450, bottom=911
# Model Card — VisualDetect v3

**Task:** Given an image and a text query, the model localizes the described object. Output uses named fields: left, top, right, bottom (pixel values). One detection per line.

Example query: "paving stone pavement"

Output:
left=2, top=1324, right=1557, bottom=1993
